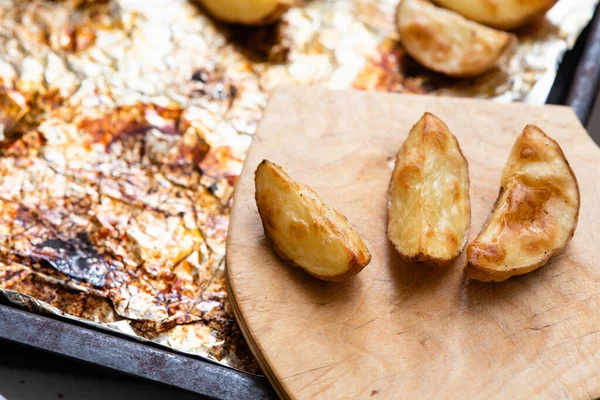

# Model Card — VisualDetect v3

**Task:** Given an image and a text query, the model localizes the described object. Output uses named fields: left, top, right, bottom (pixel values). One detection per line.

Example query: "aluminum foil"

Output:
left=0, top=0, right=597, bottom=374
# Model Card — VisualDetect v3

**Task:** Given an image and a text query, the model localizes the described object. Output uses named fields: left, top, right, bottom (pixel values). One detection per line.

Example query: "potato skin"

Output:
left=396, top=0, right=514, bottom=78
left=465, top=125, right=580, bottom=282
left=431, top=0, right=558, bottom=30
left=387, top=113, right=471, bottom=266
left=197, top=0, right=291, bottom=25
left=255, top=160, right=371, bottom=282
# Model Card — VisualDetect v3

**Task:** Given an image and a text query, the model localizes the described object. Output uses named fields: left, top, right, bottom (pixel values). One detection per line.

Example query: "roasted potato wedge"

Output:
left=396, top=0, right=514, bottom=77
left=431, top=0, right=558, bottom=30
left=466, top=125, right=580, bottom=282
left=388, top=113, right=471, bottom=265
left=255, top=160, right=371, bottom=282
left=197, top=0, right=292, bottom=25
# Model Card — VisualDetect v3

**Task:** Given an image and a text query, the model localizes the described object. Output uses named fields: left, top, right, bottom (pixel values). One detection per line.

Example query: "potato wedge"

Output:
left=396, top=0, right=514, bottom=77
left=431, top=0, right=558, bottom=30
left=466, top=125, right=580, bottom=282
left=388, top=113, right=470, bottom=265
left=197, top=0, right=291, bottom=25
left=255, top=160, right=371, bottom=282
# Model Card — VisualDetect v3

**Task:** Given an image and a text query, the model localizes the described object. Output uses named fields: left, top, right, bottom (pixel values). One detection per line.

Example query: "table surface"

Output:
left=1, top=89, right=599, bottom=400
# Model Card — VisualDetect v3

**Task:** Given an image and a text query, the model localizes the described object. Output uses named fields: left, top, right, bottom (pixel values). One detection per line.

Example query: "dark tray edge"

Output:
left=0, top=303, right=276, bottom=400
left=565, top=3, right=600, bottom=124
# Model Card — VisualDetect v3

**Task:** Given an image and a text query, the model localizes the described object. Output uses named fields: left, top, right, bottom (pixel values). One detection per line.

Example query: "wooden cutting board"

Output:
left=226, top=87, right=600, bottom=399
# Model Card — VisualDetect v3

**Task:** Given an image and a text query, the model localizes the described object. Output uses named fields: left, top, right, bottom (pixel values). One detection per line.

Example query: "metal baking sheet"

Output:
left=0, top=300, right=275, bottom=399
left=0, top=0, right=598, bottom=382
left=567, top=4, right=600, bottom=123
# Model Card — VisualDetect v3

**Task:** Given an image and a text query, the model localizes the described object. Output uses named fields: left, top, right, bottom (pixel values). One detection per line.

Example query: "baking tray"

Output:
left=1, top=5, right=599, bottom=399
left=550, top=3, right=600, bottom=126
left=0, top=295, right=276, bottom=400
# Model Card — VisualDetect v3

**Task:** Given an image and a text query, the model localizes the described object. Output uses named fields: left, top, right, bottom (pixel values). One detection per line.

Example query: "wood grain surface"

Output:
left=226, top=87, right=600, bottom=399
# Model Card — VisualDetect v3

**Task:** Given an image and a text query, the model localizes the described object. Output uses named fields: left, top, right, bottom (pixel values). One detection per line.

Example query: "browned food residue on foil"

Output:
left=353, top=38, right=431, bottom=93
left=0, top=0, right=597, bottom=373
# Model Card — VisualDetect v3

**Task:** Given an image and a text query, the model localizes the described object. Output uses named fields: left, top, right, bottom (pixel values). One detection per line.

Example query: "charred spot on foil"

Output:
left=189, top=67, right=238, bottom=105
left=221, top=22, right=290, bottom=63
left=208, top=183, right=219, bottom=194
left=14, top=205, right=36, bottom=227
left=1, top=131, right=46, bottom=157
left=78, top=104, right=183, bottom=151
left=0, top=269, right=118, bottom=321
left=33, top=233, right=108, bottom=288
left=191, top=70, right=208, bottom=83
left=33, top=88, right=65, bottom=112
left=177, top=138, right=210, bottom=166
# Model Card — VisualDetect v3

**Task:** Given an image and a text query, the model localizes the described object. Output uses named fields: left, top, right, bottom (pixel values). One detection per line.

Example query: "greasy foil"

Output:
left=0, top=0, right=597, bottom=374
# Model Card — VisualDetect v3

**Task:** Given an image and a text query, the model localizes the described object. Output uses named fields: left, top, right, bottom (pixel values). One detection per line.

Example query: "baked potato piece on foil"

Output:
left=388, top=113, right=470, bottom=265
left=255, top=160, right=371, bottom=282
left=397, top=0, right=515, bottom=77
left=197, top=0, right=292, bottom=25
left=466, top=125, right=580, bottom=282
left=431, top=0, right=558, bottom=30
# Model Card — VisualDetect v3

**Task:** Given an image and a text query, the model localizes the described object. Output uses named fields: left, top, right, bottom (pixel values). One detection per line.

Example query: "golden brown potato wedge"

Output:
left=396, top=0, right=515, bottom=77
left=197, top=0, right=292, bottom=25
left=255, top=160, right=371, bottom=282
left=466, top=125, right=580, bottom=282
left=431, top=0, right=558, bottom=30
left=388, top=113, right=470, bottom=265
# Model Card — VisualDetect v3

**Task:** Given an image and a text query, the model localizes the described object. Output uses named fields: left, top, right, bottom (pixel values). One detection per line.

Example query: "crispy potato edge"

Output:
left=254, top=160, right=371, bottom=283
left=465, top=124, right=581, bottom=282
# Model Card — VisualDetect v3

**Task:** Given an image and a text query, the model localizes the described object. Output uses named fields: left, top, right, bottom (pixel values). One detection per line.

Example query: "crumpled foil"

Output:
left=0, top=0, right=597, bottom=374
